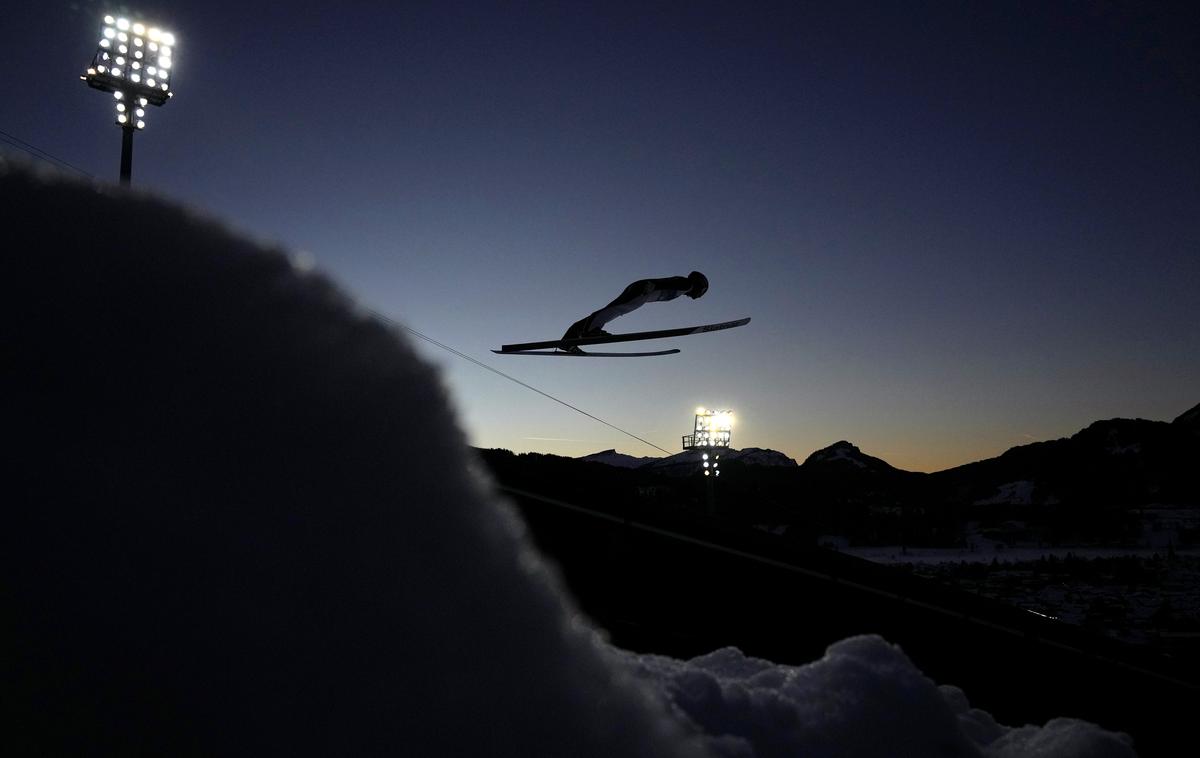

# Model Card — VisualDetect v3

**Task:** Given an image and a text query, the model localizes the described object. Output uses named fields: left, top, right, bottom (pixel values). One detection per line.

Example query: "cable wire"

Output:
left=0, top=129, right=94, bottom=179
left=364, top=308, right=673, bottom=455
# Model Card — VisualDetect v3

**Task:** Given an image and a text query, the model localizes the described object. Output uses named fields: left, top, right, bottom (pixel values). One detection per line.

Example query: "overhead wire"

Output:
left=0, top=129, right=94, bottom=179
left=364, top=308, right=673, bottom=455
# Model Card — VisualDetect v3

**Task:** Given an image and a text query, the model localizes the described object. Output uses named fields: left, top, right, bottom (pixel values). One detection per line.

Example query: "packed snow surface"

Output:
left=623, top=638, right=1136, bottom=758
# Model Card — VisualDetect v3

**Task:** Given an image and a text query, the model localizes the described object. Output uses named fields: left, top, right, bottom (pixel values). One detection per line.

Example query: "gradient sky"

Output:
left=5, top=1, right=1197, bottom=471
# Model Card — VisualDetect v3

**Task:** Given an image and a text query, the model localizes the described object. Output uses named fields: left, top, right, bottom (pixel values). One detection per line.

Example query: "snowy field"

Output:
left=841, top=544, right=1200, bottom=565
left=833, top=536, right=1200, bottom=650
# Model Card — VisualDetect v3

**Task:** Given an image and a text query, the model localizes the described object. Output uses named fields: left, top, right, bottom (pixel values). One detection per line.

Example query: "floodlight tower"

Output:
left=682, top=407, right=734, bottom=514
left=81, top=15, right=176, bottom=185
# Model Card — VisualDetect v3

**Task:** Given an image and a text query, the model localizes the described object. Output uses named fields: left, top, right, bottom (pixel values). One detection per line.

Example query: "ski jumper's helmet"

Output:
left=687, top=271, right=709, bottom=298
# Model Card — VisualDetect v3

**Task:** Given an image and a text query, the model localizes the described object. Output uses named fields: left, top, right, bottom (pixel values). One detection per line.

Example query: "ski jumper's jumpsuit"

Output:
left=562, top=276, right=694, bottom=341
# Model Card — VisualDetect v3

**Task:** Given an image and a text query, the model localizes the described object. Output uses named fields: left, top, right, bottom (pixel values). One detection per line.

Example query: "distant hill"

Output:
left=572, top=405, right=1200, bottom=507
left=929, top=410, right=1200, bottom=506
left=802, top=441, right=900, bottom=473
left=579, top=449, right=658, bottom=469
left=476, top=403, right=1199, bottom=551
left=1175, top=402, right=1200, bottom=429
left=580, top=446, right=798, bottom=477
left=478, top=403, right=1199, bottom=547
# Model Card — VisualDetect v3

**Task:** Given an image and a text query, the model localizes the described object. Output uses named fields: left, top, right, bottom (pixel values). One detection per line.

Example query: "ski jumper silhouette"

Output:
left=561, top=271, right=708, bottom=347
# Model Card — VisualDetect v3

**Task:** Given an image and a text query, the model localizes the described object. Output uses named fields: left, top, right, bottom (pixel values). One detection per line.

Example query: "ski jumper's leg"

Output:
left=582, top=280, right=656, bottom=331
left=562, top=280, right=655, bottom=340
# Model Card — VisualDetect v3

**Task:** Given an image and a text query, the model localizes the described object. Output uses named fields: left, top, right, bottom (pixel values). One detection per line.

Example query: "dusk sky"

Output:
left=5, top=1, right=1197, bottom=472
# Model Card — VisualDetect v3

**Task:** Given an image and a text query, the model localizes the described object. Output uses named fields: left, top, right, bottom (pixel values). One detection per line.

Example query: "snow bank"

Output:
left=2, top=162, right=703, bottom=757
left=623, top=637, right=1135, bottom=758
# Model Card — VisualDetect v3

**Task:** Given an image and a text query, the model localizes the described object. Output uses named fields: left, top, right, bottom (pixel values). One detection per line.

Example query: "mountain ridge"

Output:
left=567, top=403, right=1199, bottom=506
left=582, top=404, right=1196, bottom=472
left=476, top=403, right=1198, bottom=555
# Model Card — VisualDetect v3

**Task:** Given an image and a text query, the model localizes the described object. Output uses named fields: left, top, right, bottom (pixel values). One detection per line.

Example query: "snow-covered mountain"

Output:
left=579, top=449, right=659, bottom=468
left=727, top=447, right=800, bottom=467
left=802, top=440, right=898, bottom=473
left=580, top=446, right=798, bottom=475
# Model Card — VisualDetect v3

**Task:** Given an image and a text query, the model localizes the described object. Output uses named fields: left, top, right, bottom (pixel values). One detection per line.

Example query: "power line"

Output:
left=0, top=128, right=94, bottom=179
left=364, top=308, right=673, bottom=455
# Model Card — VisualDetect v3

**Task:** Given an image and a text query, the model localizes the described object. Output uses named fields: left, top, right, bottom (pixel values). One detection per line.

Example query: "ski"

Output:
left=497, top=317, right=750, bottom=353
left=491, top=348, right=681, bottom=357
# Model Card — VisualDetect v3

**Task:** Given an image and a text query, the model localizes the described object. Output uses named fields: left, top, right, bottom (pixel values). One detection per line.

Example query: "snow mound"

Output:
left=3, top=162, right=701, bottom=758
left=623, top=637, right=1135, bottom=758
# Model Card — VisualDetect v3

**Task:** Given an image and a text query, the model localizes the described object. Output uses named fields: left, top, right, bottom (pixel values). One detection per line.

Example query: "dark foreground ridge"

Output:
left=478, top=446, right=1199, bottom=758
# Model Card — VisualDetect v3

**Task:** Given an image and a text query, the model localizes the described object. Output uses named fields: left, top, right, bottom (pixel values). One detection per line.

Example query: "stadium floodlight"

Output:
left=81, top=14, right=177, bottom=185
left=682, top=408, right=732, bottom=512
left=683, top=408, right=733, bottom=451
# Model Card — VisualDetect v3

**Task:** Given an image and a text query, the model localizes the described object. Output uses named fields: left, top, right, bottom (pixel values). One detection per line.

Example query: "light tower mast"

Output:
left=81, top=15, right=177, bottom=185
left=682, top=407, right=733, bottom=514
